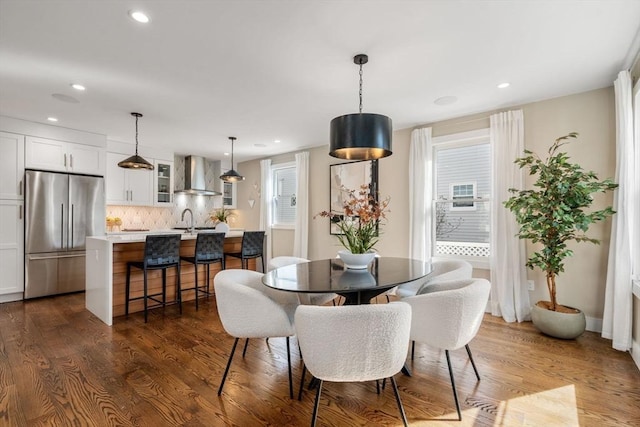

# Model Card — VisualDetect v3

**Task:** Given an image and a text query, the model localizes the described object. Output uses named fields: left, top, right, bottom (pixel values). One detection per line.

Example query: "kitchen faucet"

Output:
left=181, top=208, right=194, bottom=234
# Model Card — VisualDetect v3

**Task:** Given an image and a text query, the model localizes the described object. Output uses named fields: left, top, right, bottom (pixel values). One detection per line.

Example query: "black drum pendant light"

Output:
left=329, top=54, right=392, bottom=160
left=118, top=112, right=154, bottom=170
left=220, top=137, right=245, bottom=182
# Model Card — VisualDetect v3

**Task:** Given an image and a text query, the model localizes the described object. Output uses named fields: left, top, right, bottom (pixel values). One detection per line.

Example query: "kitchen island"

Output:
left=86, top=230, right=255, bottom=325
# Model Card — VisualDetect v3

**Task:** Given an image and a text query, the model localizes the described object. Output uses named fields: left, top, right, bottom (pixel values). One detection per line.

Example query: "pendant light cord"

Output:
left=358, top=60, right=364, bottom=114
left=134, top=114, right=139, bottom=155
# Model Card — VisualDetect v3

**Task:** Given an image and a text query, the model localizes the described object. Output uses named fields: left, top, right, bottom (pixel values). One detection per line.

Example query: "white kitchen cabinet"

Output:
left=0, top=200, right=24, bottom=301
left=154, top=159, right=174, bottom=206
left=26, top=136, right=105, bottom=176
left=0, top=132, right=25, bottom=200
left=106, top=152, right=153, bottom=206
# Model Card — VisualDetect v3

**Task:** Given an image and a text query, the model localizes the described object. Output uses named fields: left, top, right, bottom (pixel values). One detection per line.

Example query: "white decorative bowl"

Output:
left=338, top=250, right=376, bottom=269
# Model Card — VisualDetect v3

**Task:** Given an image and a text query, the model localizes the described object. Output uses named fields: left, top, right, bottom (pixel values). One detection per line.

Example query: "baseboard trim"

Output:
left=632, top=339, right=640, bottom=372
left=0, top=292, right=23, bottom=303
left=585, top=316, right=602, bottom=333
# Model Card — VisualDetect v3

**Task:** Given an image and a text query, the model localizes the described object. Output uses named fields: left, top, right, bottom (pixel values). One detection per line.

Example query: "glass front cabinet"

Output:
left=154, top=160, right=174, bottom=206
left=222, top=181, right=235, bottom=208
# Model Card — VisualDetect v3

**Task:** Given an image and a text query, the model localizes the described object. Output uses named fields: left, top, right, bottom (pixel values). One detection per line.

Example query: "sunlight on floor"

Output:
left=495, top=384, right=579, bottom=426
left=407, top=384, right=579, bottom=426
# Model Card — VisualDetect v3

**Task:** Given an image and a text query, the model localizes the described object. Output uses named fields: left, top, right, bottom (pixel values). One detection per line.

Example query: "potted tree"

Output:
left=504, top=132, right=617, bottom=339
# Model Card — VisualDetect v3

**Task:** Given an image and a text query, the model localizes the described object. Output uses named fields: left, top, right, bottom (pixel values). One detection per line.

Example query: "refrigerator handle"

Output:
left=71, top=204, right=74, bottom=249
left=64, top=153, right=67, bottom=168
left=61, top=204, right=65, bottom=248
left=70, top=154, right=74, bottom=169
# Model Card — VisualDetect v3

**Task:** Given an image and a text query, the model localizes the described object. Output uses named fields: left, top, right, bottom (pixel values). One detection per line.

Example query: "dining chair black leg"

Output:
left=242, top=338, right=250, bottom=357
left=465, top=344, right=481, bottom=381
left=411, top=340, right=415, bottom=360
left=376, top=379, right=380, bottom=394
left=445, top=349, right=462, bottom=421
left=218, top=338, right=239, bottom=396
left=311, top=379, right=323, bottom=427
left=286, top=337, right=293, bottom=399
left=298, top=363, right=306, bottom=401
left=390, top=376, right=409, bottom=427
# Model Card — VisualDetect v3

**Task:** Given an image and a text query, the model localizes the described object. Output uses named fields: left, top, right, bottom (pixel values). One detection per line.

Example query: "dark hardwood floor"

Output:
left=1, top=292, right=639, bottom=426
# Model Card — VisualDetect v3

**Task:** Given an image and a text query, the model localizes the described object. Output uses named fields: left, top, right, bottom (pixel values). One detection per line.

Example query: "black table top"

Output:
left=262, top=257, right=431, bottom=296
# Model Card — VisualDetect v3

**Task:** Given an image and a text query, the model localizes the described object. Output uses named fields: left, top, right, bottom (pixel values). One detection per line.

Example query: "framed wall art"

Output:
left=329, top=160, right=379, bottom=235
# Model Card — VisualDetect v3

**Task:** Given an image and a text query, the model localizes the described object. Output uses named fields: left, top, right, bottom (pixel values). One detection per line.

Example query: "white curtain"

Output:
left=409, top=127, right=433, bottom=261
left=293, top=151, right=309, bottom=258
left=602, top=70, right=636, bottom=351
left=259, top=159, right=272, bottom=269
left=490, top=110, right=530, bottom=322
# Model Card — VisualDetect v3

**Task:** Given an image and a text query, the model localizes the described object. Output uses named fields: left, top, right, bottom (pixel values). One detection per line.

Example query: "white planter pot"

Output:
left=531, top=302, right=586, bottom=339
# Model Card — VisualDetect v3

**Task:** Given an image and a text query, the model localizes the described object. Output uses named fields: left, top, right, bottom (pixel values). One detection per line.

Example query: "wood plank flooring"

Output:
left=1, top=292, right=639, bottom=426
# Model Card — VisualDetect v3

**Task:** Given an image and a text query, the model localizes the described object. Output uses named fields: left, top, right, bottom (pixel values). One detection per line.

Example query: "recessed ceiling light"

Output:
left=223, top=152, right=230, bottom=156
left=434, top=96, right=458, bottom=106
left=129, top=10, right=150, bottom=23
left=71, top=83, right=85, bottom=91
left=274, top=140, right=281, bottom=144
left=497, top=82, right=510, bottom=89
left=47, top=117, right=58, bottom=122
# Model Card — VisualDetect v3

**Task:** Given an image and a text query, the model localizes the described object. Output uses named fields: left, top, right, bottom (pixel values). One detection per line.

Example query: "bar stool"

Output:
left=125, top=234, right=182, bottom=323
left=180, top=232, right=225, bottom=310
left=225, top=231, right=265, bottom=272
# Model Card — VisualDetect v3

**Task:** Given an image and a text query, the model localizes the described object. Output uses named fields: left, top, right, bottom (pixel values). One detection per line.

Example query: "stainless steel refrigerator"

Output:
left=24, top=170, right=105, bottom=299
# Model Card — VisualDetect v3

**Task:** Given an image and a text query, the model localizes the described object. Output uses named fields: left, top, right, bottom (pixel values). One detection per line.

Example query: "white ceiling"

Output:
left=1, top=0, right=639, bottom=162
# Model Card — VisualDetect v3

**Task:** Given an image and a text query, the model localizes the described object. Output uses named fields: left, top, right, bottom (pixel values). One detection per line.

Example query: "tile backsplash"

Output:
left=106, top=196, right=239, bottom=231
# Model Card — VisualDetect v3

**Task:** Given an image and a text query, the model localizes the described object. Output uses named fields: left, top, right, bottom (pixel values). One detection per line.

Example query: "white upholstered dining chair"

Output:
left=395, top=258, right=473, bottom=299
left=214, top=269, right=299, bottom=398
left=295, top=303, right=412, bottom=427
left=402, top=278, right=491, bottom=420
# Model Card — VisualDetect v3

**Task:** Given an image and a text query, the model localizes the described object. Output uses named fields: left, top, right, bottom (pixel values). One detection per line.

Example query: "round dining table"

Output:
left=262, top=257, right=432, bottom=305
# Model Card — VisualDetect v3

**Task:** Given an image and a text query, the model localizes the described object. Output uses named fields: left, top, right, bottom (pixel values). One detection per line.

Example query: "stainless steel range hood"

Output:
left=174, top=155, right=221, bottom=196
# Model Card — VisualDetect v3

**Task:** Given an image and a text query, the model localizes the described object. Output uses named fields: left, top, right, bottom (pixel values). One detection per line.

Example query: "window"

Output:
left=450, top=182, right=476, bottom=210
left=433, top=130, right=490, bottom=262
left=272, top=163, right=296, bottom=228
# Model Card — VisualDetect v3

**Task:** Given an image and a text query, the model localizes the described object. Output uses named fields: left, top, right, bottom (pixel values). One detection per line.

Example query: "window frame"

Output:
left=271, top=161, right=297, bottom=230
left=432, top=128, right=491, bottom=269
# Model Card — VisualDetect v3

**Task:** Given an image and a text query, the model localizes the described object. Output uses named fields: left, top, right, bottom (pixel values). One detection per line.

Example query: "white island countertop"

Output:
left=97, top=228, right=244, bottom=242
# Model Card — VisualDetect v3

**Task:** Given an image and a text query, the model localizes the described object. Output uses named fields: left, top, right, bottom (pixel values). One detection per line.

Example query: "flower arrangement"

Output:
left=316, top=185, right=390, bottom=254
left=209, top=207, right=234, bottom=224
